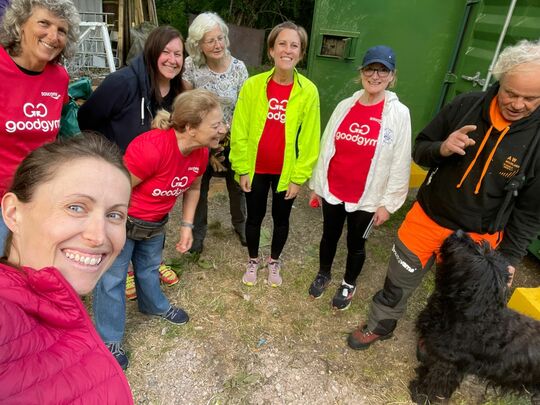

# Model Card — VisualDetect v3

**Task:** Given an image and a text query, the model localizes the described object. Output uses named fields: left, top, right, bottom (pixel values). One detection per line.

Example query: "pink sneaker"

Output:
left=267, top=259, right=282, bottom=287
left=242, top=259, right=259, bottom=286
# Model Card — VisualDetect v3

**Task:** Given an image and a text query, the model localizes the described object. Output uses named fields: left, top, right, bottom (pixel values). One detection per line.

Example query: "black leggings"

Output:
left=319, top=199, right=374, bottom=285
left=245, top=174, right=295, bottom=260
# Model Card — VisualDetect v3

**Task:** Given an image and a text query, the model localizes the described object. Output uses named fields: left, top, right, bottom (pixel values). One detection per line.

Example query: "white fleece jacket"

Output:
left=310, top=89, right=412, bottom=213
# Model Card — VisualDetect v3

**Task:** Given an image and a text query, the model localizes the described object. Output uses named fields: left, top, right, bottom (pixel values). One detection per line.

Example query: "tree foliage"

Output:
left=156, top=0, right=188, bottom=34
left=156, top=0, right=314, bottom=37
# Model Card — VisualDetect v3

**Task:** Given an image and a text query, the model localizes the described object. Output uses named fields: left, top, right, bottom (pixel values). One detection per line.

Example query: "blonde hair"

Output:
left=152, top=89, right=221, bottom=131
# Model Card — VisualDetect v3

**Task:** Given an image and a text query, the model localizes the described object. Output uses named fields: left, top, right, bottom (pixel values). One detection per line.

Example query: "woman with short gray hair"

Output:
left=0, top=0, right=79, bottom=254
left=183, top=12, right=249, bottom=253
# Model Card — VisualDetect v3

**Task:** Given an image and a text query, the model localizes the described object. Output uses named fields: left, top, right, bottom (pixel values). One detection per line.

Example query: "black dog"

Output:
left=409, top=230, right=540, bottom=404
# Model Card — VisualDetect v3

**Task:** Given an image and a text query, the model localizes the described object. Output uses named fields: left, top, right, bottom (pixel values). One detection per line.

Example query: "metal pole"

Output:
left=99, top=22, right=117, bottom=72
left=482, top=0, right=517, bottom=90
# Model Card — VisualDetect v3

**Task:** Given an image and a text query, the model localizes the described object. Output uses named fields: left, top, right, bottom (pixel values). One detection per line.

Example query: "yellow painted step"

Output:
left=410, top=163, right=427, bottom=189
left=507, top=287, right=540, bottom=320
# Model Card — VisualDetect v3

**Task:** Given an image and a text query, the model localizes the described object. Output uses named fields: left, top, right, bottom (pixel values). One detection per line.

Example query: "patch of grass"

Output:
left=222, top=370, right=261, bottom=401
left=370, top=237, right=392, bottom=262
left=208, top=219, right=223, bottom=230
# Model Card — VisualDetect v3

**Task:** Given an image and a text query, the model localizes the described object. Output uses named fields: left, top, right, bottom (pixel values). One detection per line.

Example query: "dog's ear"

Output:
left=437, top=231, right=510, bottom=317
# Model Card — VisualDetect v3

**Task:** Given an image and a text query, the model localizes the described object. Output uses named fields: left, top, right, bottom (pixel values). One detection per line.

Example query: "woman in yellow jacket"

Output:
left=230, top=21, right=320, bottom=287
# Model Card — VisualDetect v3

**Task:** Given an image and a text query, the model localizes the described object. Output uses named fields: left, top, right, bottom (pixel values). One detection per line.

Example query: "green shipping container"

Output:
left=307, top=0, right=540, bottom=259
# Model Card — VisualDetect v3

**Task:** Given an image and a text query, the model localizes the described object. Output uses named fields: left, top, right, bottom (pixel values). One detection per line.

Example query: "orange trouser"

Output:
left=398, top=202, right=503, bottom=268
left=367, top=202, right=503, bottom=335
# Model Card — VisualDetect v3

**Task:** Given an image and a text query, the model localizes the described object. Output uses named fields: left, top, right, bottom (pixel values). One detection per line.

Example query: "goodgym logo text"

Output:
left=5, top=102, right=60, bottom=133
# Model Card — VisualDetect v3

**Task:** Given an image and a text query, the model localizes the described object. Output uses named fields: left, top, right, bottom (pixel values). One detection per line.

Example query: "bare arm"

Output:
left=175, top=176, right=201, bottom=253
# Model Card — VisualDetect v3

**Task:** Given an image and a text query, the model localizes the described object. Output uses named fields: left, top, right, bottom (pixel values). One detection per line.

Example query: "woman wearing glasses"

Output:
left=183, top=12, right=248, bottom=254
left=308, top=45, right=411, bottom=310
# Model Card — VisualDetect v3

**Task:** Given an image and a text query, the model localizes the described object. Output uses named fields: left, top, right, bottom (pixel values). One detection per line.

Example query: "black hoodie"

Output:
left=414, top=84, right=540, bottom=264
left=78, top=55, right=155, bottom=153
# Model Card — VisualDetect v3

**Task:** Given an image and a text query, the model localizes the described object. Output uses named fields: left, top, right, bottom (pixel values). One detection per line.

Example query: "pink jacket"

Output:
left=0, top=263, right=133, bottom=404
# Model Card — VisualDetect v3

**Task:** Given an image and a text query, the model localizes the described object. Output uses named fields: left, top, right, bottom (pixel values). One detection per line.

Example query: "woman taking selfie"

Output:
left=0, top=134, right=133, bottom=403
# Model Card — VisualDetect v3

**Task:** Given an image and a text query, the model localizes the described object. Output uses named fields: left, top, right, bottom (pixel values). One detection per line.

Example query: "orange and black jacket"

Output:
left=413, top=84, right=540, bottom=265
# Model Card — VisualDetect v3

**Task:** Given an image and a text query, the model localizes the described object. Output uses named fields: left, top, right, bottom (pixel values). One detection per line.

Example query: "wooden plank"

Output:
left=148, top=0, right=158, bottom=25
left=117, top=0, right=124, bottom=66
left=135, top=0, right=144, bottom=25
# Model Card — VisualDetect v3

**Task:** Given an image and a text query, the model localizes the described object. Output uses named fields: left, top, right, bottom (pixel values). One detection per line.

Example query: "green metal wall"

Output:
left=306, top=0, right=465, bottom=135
left=442, top=0, right=540, bottom=104
left=307, top=0, right=540, bottom=260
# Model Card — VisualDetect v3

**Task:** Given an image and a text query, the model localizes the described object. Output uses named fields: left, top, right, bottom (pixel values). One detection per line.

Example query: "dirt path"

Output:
left=123, top=181, right=540, bottom=404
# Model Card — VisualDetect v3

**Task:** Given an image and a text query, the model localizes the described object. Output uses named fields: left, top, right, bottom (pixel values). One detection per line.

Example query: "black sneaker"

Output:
left=105, top=342, right=129, bottom=370
left=189, top=240, right=203, bottom=254
left=332, top=283, right=356, bottom=310
left=308, top=273, right=331, bottom=298
left=161, top=306, right=189, bottom=325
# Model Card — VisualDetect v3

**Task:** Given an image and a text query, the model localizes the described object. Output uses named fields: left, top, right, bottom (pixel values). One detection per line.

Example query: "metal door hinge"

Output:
left=461, top=71, right=486, bottom=87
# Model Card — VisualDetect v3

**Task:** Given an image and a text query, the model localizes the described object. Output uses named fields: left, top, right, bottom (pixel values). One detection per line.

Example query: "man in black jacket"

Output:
left=348, top=39, right=540, bottom=350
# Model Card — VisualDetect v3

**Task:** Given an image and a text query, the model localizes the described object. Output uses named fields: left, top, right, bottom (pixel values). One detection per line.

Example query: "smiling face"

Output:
left=361, top=63, right=394, bottom=98
left=191, top=107, right=225, bottom=149
left=157, top=37, right=183, bottom=82
left=4, top=158, right=131, bottom=295
left=200, top=25, right=227, bottom=64
left=497, top=63, right=540, bottom=122
left=16, top=6, right=68, bottom=71
left=269, top=28, right=302, bottom=73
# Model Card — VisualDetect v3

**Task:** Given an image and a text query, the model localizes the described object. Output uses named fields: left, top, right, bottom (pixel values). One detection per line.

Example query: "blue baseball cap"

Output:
left=360, top=45, right=396, bottom=70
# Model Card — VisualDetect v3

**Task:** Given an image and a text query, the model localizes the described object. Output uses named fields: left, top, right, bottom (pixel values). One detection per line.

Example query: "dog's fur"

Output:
left=409, top=230, right=540, bottom=404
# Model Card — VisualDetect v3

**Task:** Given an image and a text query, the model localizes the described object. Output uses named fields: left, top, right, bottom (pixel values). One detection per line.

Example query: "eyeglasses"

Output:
left=362, top=67, right=391, bottom=78
left=202, top=35, right=226, bottom=47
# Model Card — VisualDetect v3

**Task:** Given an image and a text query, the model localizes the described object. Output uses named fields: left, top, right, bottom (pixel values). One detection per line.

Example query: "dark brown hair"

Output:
left=144, top=25, right=185, bottom=105
left=2, top=132, right=130, bottom=258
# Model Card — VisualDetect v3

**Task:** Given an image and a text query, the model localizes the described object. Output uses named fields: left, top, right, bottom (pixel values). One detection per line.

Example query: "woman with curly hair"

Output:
left=0, top=0, right=79, bottom=253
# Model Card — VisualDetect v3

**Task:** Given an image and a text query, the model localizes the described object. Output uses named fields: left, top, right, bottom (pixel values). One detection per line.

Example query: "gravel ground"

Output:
left=121, top=181, right=540, bottom=405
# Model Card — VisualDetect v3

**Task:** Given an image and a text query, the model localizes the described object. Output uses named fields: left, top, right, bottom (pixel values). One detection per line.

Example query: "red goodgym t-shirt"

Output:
left=0, top=47, right=69, bottom=197
left=124, top=128, right=209, bottom=221
left=328, top=99, right=384, bottom=203
left=255, top=80, right=293, bottom=174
